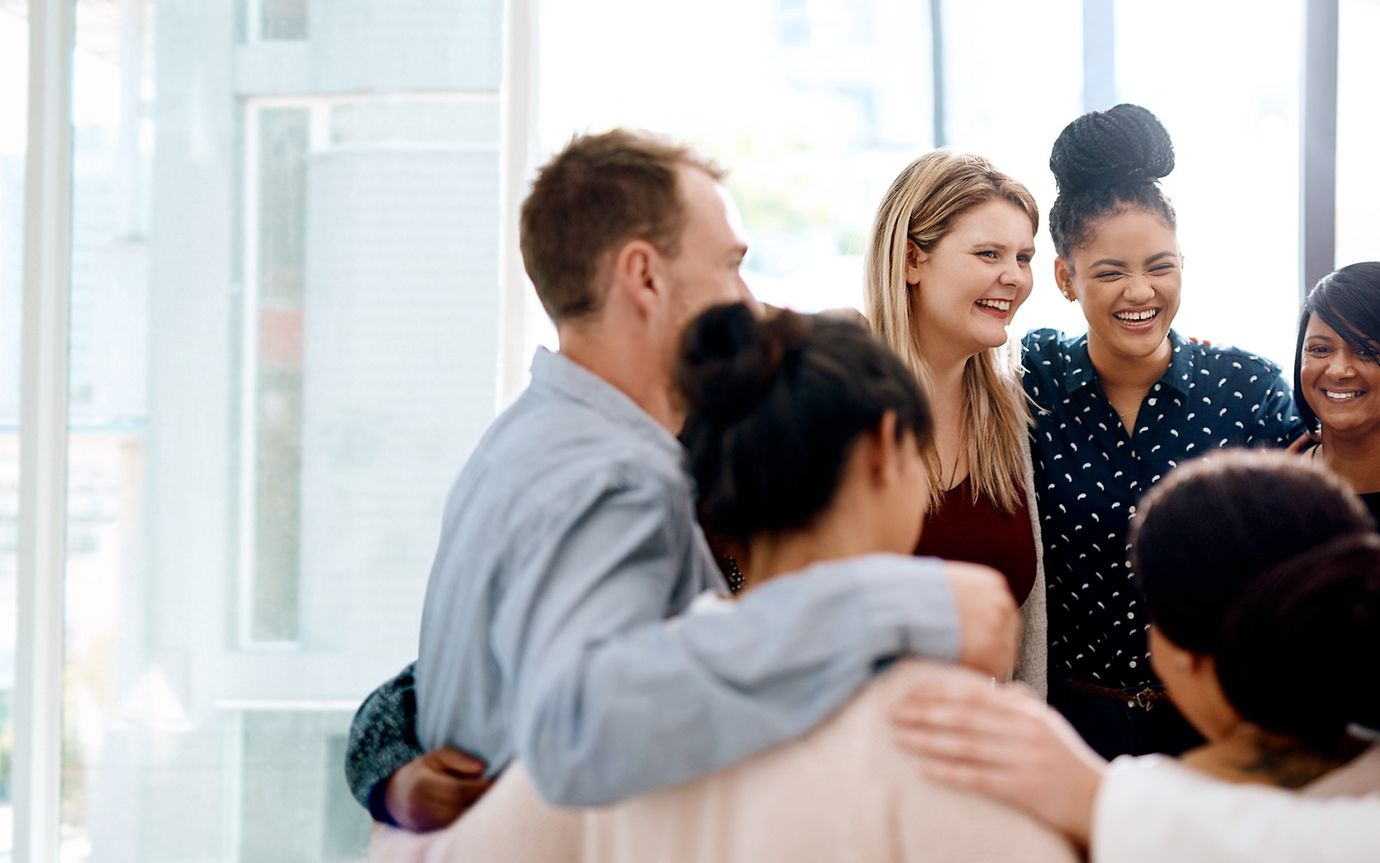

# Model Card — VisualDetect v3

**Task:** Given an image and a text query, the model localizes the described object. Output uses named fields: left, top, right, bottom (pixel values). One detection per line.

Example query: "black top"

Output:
left=1023, top=329, right=1303, bottom=688
left=1359, top=490, right=1380, bottom=529
left=914, top=477, right=1037, bottom=606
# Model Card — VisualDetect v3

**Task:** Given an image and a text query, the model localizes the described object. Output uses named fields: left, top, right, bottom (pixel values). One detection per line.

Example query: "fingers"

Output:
left=429, top=746, right=487, bottom=777
left=1286, top=430, right=1319, bottom=454
left=385, top=750, right=494, bottom=832
left=946, top=563, right=1020, bottom=678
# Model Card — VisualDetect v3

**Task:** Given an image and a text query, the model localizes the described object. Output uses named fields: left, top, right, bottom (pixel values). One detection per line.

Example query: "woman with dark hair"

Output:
left=891, top=450, right=1380, bottom=860
left=374, top=303, right=1073, bottom=862
left=1295, top=261, right=1380, bottom=526
left=580, top=304, right=1070, bottom=861
left=1020, top=104, right=1304, bottom=758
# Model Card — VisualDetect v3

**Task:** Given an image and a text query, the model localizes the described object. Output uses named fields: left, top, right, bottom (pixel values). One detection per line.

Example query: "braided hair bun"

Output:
left=1048, top=103, right=1179, bottom=256
left=1050, top=103, right=1175, bottom=195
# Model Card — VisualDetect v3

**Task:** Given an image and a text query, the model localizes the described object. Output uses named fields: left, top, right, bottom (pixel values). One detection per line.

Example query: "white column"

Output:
left=15, top=0, right=74, bottom=860
left=495, top=0, right=539, bottom=409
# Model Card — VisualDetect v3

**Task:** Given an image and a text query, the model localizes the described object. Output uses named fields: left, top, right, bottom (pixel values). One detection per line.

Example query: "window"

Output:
left=1336, top=0, right=1380, bottom=268
left=49, top=1, right=505, bottom=859
left=1115, top=0, right=1303, bottom=368
left=0, top=3, right=25, bottom=856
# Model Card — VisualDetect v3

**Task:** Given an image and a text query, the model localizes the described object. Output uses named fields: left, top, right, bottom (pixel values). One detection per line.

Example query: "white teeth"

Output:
left=976, top=299, right=1011, bottom=312
left=1323, top=390, right=1364, bottom=400
left=1115, top=309, right=1157, bottom=322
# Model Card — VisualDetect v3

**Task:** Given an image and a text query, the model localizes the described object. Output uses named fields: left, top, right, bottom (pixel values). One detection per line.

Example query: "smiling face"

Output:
left=1299, top=314, right=1380, bottom=441
left=907, top=199, right=1036, bottom=366
left=1059, top=207, right=1182, bottom=370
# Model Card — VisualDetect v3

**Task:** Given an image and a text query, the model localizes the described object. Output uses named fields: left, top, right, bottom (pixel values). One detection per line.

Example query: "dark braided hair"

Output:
left=1048, top=103, right=1178, bottom=258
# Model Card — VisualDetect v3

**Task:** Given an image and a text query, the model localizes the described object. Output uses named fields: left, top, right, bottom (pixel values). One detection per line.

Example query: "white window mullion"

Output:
left=15, top=0, right=75, bottom=860
left=495, top=0, right=540, bottom=410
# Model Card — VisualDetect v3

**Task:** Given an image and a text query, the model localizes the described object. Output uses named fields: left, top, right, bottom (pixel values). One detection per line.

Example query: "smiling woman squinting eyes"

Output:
left=1020, top=103, right=1304, bottom=763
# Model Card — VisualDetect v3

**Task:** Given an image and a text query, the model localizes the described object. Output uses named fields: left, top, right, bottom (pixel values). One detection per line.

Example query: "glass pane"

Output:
left=1117, top=0, right=1303, bottom=368
left=1336, top=0, right=1380, bottom=267
left=539, top=0, right=933, bottom=326
left=940, top=0, right=1084, bottom=337
left=0, top=3, right=25, bottom=857
left=64, top=1, right=504, bottom=860
left=259, top=0, right=308, bottom=41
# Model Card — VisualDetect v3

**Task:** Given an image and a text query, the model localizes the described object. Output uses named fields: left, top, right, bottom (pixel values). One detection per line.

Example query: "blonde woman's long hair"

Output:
left=864, top=151, right=1037, bottom=513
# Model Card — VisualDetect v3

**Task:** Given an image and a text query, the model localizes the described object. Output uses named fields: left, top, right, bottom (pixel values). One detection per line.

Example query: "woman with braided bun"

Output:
left=1018, top=104, right=1304, bottom=758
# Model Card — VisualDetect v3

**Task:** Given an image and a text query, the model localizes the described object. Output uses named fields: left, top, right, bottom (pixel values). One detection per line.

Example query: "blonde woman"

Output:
left=865, top=151, right=1047, bottom=693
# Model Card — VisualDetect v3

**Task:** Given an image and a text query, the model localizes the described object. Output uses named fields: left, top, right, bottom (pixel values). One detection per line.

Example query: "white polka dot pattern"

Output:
left=1021, top=328, right=1303, bottom=688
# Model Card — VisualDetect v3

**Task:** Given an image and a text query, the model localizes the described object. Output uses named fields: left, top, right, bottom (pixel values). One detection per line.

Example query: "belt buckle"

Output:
left=1132, top=687, right=1157, bottom=711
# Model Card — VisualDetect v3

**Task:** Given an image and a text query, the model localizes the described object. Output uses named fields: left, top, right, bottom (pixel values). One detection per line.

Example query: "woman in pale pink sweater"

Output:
left=371, top=305, right=1073, bottom=862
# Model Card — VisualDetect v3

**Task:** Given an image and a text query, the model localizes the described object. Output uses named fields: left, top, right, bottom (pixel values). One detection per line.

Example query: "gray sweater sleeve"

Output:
left=344, top=662, right=424, bottom=823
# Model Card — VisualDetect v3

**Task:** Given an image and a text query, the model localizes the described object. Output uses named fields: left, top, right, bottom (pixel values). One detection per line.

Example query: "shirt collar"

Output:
left=1159, top=331, right=1197, bottom=396
left=529, top=347, right=685, bottom=463
left=1058, top=330, right=1194, bottom=396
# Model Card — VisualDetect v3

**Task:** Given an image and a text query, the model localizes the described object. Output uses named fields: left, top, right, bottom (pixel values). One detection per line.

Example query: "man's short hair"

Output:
left=519, top=129, right=726, bottom=323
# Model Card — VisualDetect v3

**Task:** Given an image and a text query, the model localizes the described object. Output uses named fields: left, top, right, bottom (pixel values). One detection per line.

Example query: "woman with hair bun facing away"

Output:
left=893, top=451, right=1380, bottom=861
left=1020, top=104, right=1304, bottom=758
left=579, top=302, right=1075, bottom=863
left=1295, top=261, right=1380, bottom=527
left=375, top=304, right=1072, bottom=863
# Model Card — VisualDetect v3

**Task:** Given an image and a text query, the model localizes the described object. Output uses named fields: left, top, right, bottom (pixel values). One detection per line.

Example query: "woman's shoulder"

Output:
left=1021, top=327, right=1078, bottom=354
left=1171, top=332, right=1288, bottom=382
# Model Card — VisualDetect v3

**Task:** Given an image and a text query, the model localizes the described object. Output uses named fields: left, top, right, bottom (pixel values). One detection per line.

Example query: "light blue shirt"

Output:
left=416, top=348, right=960, bottom=806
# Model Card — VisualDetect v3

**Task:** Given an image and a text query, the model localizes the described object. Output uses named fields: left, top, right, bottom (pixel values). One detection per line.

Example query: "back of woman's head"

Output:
left=1295, top=261, right=1380, bottom=430
left=1048, top=103, right=1177, bottom=258
left=1217, top=532, right=1380, bottom=748
left=1131, top=451, right=1379, bottom=746
left=677, top=303, right=933, bottom=545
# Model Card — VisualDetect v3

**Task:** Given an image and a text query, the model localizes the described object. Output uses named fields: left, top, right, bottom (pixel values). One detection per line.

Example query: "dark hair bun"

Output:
left=676, top=303, right=810, bottom=424
left=676, top=303, right=933, bottom=545
left=1217, top=533, right=1380, bottom=746
left=1050, top=103, right=1175, bottom=195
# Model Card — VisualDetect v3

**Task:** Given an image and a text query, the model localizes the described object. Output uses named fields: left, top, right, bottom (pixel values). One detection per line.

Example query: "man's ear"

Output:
left=609, top=239, right=661, bottom=316
left=904, top=238, right=927, bottom=287
left=1053, top=257, right=1076, bottom=302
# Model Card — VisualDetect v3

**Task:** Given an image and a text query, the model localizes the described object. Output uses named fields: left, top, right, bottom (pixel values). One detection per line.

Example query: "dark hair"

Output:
left=1131, top=451, right=1379, bottom=745
left=1048, top=103, right=1178, bottom=258
left=677, top=304, right=934, bottom=545
left=1216, top=533, right=1380, bottom=749
left=519, top=129, right=725, bottom=322
left=1294, top=262, right=1380, bottom=431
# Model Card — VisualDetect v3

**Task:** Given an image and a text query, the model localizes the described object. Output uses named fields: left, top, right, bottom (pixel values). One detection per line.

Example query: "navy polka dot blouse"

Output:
left=1022, top=328, right=1304, bottom=689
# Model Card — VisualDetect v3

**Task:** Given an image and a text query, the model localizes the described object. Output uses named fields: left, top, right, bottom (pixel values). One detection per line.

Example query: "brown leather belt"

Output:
left=1065, top=679, right=1169, bottom=711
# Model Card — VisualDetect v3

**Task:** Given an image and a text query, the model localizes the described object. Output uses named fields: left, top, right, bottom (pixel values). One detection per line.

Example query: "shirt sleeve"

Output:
left=343, top=662, right=425, bottom=823
left=502, top=472, right=960, bottom=807
left=1247, top=367, right=1305, bottom=447
left=1092, top=755, right=1380, bottom=863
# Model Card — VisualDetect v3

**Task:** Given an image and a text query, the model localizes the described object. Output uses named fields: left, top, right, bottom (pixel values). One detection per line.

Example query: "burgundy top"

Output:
left=914, top=477, right=1037, bottom=605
